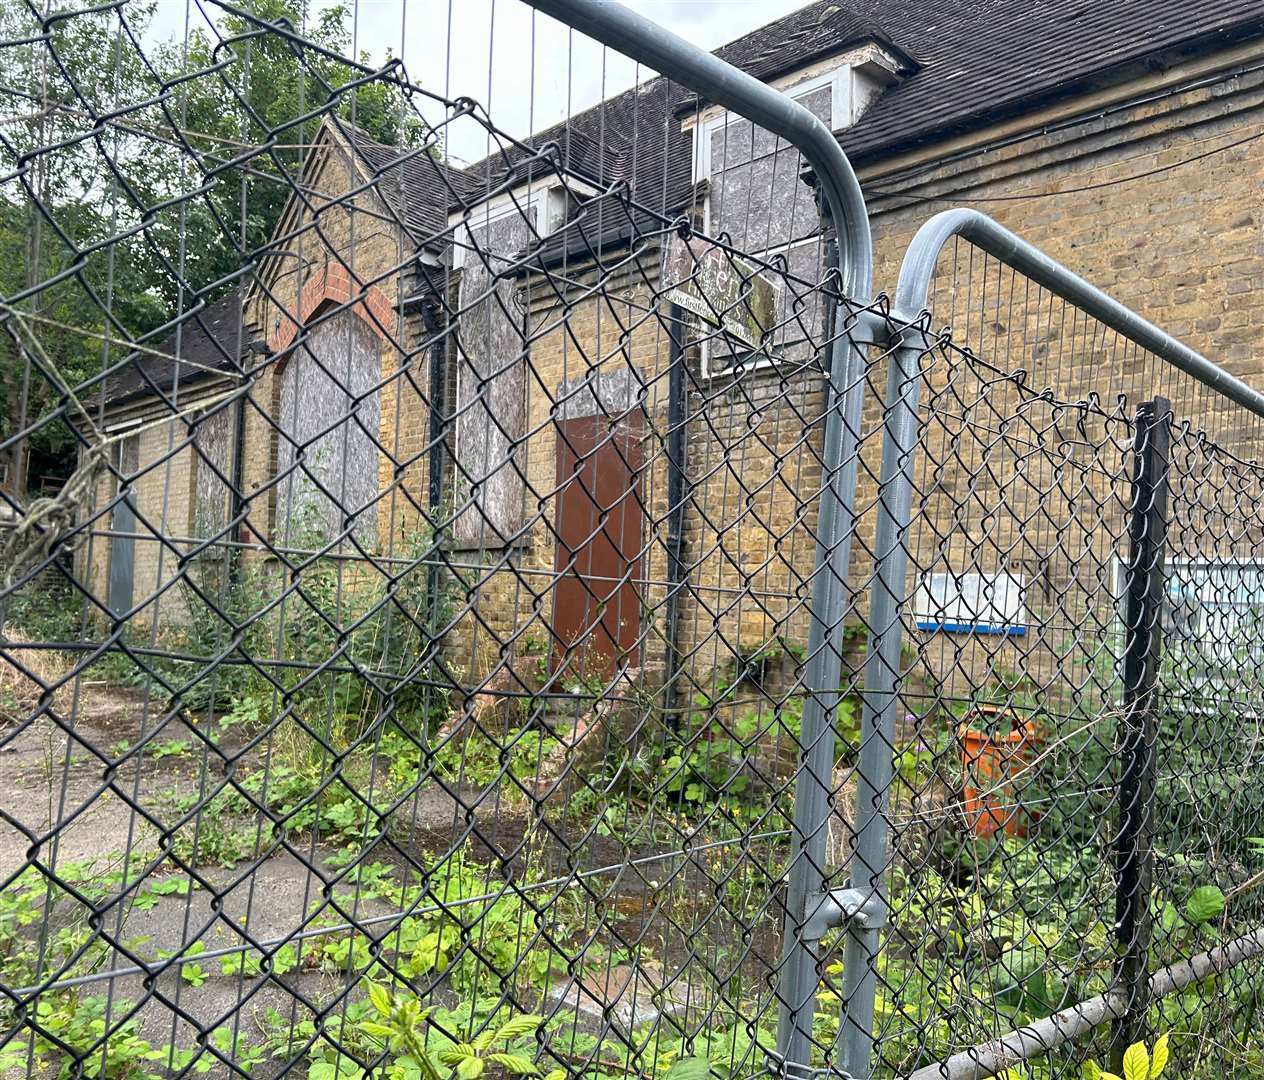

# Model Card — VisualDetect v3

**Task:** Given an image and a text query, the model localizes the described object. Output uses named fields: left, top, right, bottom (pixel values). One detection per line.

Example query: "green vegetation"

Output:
left=4, top=588, right=1264, bottom=1080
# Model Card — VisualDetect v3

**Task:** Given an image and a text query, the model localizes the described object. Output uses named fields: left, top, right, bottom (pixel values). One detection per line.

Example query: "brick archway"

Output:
left=267, top=261, right=395, bottom=355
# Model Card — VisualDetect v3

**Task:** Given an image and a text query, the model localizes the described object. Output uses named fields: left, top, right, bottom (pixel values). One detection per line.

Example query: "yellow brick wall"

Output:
left=440, top=243, right=837, bottom=693
left=440, top=255, right=679, bottom=683
left=130, top=420, right=196, bottom=624
left=850, top=60, right=1264, bottom=707
left=87, top=128, right=428, bottom=636
left=82, top=415, right=197, bottom=628
left=87, top=59, right=1264, bottom=709
left=444, top=57, right=1264, bottom=700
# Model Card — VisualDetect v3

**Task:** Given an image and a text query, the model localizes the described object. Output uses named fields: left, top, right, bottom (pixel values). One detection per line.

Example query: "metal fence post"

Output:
left=661, top=302, right=689, bottom=729
left=833, top=322, right=927, bottom=1079
left=1111, top=396, right=1172, bottom=1071
left=514, top=4, right=875, bottom=1072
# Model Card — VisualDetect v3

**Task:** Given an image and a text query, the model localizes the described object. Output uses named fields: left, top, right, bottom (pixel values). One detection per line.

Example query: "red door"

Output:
left=552, top=412, right=645, bottom=675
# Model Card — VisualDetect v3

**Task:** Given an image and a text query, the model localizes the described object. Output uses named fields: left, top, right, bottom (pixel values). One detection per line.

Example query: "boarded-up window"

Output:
left=451, top=210, right=529, bottom=547
left=275, top=309, right=381, bottom=549
left=708, top=84, right=830, bottom=253
left=703, top=83, right=832, bottom=376
left=192, top=404, right=234, bottom=539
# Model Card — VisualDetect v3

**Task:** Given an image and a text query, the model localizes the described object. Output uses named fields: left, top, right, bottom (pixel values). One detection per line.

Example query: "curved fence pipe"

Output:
left=519, top=1, right=875, bottom=1070
left=842, top=207, right=1264, bottom=1080
left=894, top=209, right=1264, bottom=419
left=517, top=0, right=873, bottom=301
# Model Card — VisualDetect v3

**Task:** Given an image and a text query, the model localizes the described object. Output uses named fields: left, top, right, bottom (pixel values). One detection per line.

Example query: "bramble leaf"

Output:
left=368, top=982, right=393, bottom=1017
left=494, top=1016, right=543, bottom=1043
left=487, top=1053, right=541, bottom=1075
left=1186, top=885, right=1225, bottom=926
left=664, top=1058, right=711, bottom=1080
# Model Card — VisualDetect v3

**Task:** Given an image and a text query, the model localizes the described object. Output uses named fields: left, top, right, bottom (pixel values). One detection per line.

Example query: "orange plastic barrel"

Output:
left=957, top=705, right=1041, bottom=837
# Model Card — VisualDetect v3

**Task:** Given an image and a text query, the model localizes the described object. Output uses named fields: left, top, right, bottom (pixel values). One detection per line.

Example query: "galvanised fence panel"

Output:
left=852, top=214, right=1264, bottom=1080
left=3, top=3, right=1264, bottom=1080
left=0, top=2, right=886, bottom=1078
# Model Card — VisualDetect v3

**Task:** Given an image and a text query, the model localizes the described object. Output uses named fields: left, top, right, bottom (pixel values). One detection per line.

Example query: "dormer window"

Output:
left=680, top=44, right=903, bottom=378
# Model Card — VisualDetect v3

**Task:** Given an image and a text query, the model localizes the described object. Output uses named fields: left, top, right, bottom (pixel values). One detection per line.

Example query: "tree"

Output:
left=0, top=0, right=423, bottom=499
left=170, top=0, right=430, bottom=306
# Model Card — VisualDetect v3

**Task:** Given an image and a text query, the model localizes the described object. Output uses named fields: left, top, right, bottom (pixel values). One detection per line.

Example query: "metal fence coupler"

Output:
left=803, top=886, right=888, bottom=940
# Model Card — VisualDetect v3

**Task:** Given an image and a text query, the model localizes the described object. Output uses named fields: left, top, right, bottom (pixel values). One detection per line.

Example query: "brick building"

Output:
left=86, top=0, right=1264, bottom=698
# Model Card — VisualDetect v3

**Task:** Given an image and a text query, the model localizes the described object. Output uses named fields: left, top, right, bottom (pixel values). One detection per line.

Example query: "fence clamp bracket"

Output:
left=804, top=887, right=887, bottom=940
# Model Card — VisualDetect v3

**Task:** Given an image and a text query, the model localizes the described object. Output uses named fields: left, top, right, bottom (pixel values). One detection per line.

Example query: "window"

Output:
left=1162, top=561, right=1264, bottom=645
left=689, top=74, right=843, bottom=380
left=274, top=308, right=381, bottom=550
left=448, top=198, right=539, bottom=548
left=912, top=571, right=1028, bottom=635
left=1161, top=559, right=1264, bottom=683
left=1111, top=556, right=1264, bottom=707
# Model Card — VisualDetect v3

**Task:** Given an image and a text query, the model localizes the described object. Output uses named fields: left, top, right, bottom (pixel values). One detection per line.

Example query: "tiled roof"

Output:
left=433, top=77, right=697, bottom=224
left=342, top=0, right=1264, bottom=245
left=103, top=287, right=247, bottom=406
left=712, top=1, right=914, bottom=83
left=446, top=0, right=1264, bottom=210
left=337, top=120, right=479, bottom=237
left=838, top=0, right=1264, bottom=162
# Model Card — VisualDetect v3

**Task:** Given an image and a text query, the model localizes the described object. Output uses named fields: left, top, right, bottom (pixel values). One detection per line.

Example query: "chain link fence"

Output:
left=2, top=3, right=1264, bottom=1080
left=847, top=231, right=1264, bottom=1080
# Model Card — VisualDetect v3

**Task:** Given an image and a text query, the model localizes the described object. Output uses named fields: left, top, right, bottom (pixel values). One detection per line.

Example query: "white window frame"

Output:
left=691, top=66, right=853, bottom=194
left=448, top=176, right=600, bottom=271
left=1112, top=553, right=1264, bottom=668
left=450, top=187, right=550, bottom=273
left=687, top=67, right=852, bottom=381
left=912, top=570, right=1029, bottom=636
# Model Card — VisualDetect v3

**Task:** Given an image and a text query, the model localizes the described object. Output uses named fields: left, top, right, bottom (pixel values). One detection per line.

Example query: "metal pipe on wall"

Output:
left=420, top=296, right=448, bottom=641
left=661, top=303, right=689, bottom=730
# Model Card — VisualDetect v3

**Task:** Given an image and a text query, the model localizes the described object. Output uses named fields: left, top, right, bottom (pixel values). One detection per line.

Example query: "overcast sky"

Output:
left=370, top=0, right=811, bottom=163
left=381, top=0, right=808, bottom=163
left=153, top=0, right=810, bottom=164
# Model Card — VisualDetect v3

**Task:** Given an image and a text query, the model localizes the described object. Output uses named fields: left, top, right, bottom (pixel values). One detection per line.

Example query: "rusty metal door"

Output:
left=551, top=411, right=645, bottom=674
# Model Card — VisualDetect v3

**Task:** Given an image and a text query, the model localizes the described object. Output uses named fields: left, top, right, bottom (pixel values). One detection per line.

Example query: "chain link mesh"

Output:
left=1, top=4, right=1262, bottom=1080
left=845, top=244, right=1264, bottom=1080
left=0, top=2, right=883, bottom=1076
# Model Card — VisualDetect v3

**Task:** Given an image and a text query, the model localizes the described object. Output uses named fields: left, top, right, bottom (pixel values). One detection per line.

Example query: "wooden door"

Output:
left=551, top=412, right=645, bottom=674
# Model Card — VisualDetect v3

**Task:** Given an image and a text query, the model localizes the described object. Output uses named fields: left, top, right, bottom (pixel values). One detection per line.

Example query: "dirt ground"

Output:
left=0, top=680, right=472, bottom=1071
left=0, top=676, right=798, bottom=1076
